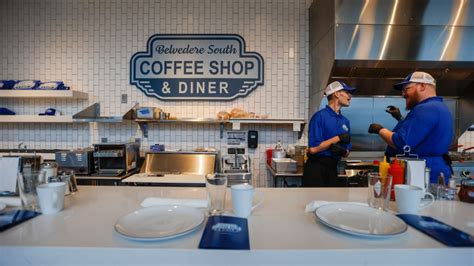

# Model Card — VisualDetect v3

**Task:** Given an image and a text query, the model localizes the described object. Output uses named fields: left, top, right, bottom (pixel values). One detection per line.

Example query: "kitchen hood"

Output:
left=309, top=0, right=474, bottom=135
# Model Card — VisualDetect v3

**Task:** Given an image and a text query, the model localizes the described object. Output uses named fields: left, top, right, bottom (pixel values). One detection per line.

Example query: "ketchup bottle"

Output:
left=389, top=158, right=404, bottom=201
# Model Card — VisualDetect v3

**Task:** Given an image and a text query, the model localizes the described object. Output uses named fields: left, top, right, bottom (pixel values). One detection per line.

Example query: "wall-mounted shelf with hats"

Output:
left=0, top=103, right=135, bottom=124
left=0, top=89, right=88, bottom=123
left=0, top=89, right=90, bottom=124
left=0, top=90, right=88, bottom=99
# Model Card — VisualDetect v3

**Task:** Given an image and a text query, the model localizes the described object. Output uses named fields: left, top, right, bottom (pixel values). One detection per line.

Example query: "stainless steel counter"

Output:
left=266, top=163, right=303, bottom=187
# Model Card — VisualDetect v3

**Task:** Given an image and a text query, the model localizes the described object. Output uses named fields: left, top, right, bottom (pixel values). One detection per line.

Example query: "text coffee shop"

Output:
left=0, top=0, right=473, bottom=265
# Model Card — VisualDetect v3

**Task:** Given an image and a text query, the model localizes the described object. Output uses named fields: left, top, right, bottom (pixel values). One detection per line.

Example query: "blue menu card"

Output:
left=397, top=214, right=474, bottom=247
left=0, top=210, right=41, bottom=232
left=198, top=215, right=250, bottom=250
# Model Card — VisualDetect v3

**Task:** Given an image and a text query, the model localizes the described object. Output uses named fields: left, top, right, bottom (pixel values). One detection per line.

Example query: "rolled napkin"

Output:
left=141, top=197, right=208, bottom=209
left=305, top=200, right=366, bottom=213
left=0, top=196, right=22, bottom=207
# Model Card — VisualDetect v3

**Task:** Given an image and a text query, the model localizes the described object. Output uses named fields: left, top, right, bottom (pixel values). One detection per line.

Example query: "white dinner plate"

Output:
left=315, top=203, right=407, bottom=238
left=114, top=205, right=205, bottom=241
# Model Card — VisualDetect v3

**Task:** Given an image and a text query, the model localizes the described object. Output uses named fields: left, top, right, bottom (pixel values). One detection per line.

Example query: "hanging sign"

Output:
left=130, top=34, right=264, bottom=101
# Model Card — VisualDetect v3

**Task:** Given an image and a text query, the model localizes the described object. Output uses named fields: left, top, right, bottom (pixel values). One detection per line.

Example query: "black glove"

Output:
left=329, top=143, right=347, bottom=156
left=338, top=133, right=351, bottom=144
left=385, top=105, right=403, bottom=121
left=368, top=123, right=384, bottom=134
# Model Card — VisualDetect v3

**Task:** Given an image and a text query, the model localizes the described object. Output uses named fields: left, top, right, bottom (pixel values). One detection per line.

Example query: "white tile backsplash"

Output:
left=0, top=0, right=311, bottom=187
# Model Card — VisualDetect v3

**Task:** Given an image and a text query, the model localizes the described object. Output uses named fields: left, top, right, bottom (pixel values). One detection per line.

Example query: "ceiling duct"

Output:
left=309, top=0, right=474, bottom=136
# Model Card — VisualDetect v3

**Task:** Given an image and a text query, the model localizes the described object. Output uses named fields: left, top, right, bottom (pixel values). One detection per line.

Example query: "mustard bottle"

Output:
left=379, top=156, right=390, bottom=178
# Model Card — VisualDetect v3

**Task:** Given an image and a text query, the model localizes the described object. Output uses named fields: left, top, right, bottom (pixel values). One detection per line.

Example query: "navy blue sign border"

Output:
left=130, top=34, right=265, bottom=101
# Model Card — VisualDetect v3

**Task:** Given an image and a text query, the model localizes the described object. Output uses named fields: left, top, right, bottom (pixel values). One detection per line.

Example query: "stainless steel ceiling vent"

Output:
left=309, top=0, right=474, bottom=134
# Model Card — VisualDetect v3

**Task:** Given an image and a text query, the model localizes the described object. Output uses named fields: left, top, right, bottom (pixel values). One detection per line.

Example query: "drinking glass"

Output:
left=17, top=171, right=46, bottom=211
left=367, top=172, right=392, bottom=210
left=206, top=173, right=227, bottom=215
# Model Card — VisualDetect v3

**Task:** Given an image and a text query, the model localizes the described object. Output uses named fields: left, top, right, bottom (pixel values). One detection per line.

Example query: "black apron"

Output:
left=302, top=155, right=338, bottom=187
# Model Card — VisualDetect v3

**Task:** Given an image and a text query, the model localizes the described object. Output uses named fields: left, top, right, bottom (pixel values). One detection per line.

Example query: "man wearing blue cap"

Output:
left=303, top=81, right=355, bottom=187
left=368, top=71, right=453, bottom=184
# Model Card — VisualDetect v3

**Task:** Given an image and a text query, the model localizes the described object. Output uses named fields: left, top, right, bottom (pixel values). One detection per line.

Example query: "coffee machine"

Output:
left=221, top=148, right=251, bottom=186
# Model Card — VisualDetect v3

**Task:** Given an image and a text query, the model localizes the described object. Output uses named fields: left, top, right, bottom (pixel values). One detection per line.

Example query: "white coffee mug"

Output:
left=36, top=182, right=66, bottom=214
left=230, top=184, right=264, bottom=218
left=395, top=184, right=435, bottom=214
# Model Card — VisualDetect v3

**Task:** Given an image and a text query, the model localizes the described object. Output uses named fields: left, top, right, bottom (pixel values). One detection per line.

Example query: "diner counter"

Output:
left=0, top=186, right=473, bottom=265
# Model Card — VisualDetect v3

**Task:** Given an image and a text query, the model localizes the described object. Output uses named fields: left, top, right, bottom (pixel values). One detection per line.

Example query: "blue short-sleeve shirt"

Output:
left=389, top=97, right=453, bottom=182
left=308, top=105, right=352, bottom=159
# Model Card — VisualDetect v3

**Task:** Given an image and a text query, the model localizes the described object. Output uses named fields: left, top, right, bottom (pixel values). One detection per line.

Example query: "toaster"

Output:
left=55, top=148, right=94, bottom=175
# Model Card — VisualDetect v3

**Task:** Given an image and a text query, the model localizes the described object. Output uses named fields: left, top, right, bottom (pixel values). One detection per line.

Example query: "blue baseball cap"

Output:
left=0, top=107, right=15, bottom=115
left=394, top=71, right=436, bottom=90
left=39, top=108, right=57, bottom=116
left=324, top=81, right=356, bottom=96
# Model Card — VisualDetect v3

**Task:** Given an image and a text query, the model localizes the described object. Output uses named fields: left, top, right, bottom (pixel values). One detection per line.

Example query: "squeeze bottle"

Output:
left=388, top=158, right=404, bottom=200
left=372, top=160, right=380, bottom=173
left=379, top=156, right=390, bottom=178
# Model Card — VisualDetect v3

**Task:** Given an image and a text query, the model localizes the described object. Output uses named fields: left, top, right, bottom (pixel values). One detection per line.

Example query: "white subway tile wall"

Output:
left=0, top=0, right=311, bottom=187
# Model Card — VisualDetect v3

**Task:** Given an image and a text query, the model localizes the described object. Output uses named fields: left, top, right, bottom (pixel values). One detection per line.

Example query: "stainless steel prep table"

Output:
left=266, top=163, right=303, bottom=187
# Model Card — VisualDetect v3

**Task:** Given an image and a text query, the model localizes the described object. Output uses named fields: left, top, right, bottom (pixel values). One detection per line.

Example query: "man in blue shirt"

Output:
left=303, top=81, right=355, bottom=187
left=368, top=71, right=453, bottom=184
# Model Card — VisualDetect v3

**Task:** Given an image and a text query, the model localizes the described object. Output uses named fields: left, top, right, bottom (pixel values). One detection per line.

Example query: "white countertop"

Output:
left=0, top=186, right=473, bottom=266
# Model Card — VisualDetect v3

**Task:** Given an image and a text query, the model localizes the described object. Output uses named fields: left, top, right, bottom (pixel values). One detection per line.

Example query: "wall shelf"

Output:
left=229, top=118, right=306, bottom=132
left=135, top=118, right=225, bottom=138
left=0, top=101, right=132, bottom=124
left=0, top=115, right=75, bottom=123
left=0, top=96, right=307, bottom=137
left=0, top=89, right=89, bottom=123
left=135, top=118, right=222, bottom=124
left=0, top=90, right=88, bottom=99
left=135, top=118, right=307, bottom=139
left=72, top=102, right=135, bottom=123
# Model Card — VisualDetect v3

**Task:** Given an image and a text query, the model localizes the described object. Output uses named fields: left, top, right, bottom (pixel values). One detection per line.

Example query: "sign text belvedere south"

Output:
left=130, top=34, right=264, bottom=101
